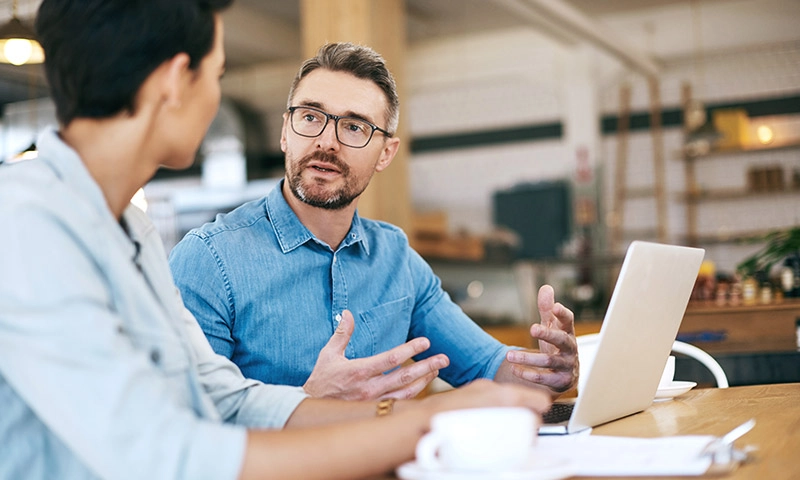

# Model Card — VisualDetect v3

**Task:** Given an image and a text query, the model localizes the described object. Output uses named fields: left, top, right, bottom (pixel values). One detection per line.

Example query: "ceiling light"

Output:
left=756, top=125, right=774, bottom=145
left=0, top=0, right=44, bottom=66
left=683, top=0, right=722, bottom=154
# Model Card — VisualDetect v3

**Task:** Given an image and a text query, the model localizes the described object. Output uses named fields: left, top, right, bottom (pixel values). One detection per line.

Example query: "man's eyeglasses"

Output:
left=288, top=106, right=391, bottom=149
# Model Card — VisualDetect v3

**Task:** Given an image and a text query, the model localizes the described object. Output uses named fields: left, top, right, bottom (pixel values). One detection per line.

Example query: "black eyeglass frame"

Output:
left=287, top=105, right=392, bottom=149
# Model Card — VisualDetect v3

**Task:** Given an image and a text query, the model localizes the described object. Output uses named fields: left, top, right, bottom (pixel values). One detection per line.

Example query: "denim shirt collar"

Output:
left=36, top=127, right=140, bottom=265
left=265, top=179, right=370, bottom=256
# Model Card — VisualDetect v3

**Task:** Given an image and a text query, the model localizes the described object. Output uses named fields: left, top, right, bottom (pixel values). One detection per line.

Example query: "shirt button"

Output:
left=332, top=255, right=337, bottom=264
left=351, top=233, right=356, bottom=238
left=150, top=349, right=161, bottom=364
left=335, top=313, right=342, bottom=324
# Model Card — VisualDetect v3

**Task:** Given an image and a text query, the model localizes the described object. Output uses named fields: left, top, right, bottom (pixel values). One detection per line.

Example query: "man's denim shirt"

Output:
left=0, top=129, right=308, bottom=480
left=169, top=180, right=511, bottom=388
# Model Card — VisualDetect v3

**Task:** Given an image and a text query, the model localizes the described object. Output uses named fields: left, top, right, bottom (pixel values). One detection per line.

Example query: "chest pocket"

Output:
left=354, top=296, right=413, bottom=358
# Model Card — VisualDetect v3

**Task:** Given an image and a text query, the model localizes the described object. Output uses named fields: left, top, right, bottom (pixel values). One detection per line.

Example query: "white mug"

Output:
left=659, top=355, right=676, bottom=388
left=415, top=407, right=538, bottom=472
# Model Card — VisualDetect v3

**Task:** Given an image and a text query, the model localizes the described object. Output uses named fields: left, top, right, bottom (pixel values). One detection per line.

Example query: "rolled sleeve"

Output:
left=180, top=303, right=309, bottom=429
left=406, top=249, right=513, bottom=386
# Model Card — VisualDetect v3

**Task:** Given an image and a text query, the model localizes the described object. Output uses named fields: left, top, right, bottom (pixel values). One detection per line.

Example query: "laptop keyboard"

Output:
left=542, top=402, right=575, bottom=424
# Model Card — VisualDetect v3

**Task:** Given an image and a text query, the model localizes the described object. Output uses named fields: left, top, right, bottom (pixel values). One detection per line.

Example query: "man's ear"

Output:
left=374, top=136, right=400, bottom=173
left=162, top=53, right=192, bottom=109
left=280, top=112, right=289, bottom=153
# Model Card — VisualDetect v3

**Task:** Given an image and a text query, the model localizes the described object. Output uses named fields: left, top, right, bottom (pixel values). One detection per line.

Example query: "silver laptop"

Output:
left=539, top=241, right=705, bottom=435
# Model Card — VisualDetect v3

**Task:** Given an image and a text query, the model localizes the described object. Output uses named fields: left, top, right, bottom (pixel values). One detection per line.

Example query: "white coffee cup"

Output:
left=659, top=355, right=676, bottom=388
left=415, top=407, right=538, bottom=472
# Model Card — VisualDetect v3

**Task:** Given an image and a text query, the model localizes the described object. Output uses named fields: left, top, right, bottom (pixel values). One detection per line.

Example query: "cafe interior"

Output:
left=0, top=0, right=798, bottom=477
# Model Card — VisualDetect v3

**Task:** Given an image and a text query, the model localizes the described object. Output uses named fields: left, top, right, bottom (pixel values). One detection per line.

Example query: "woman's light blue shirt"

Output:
left=0, top=129, right=308, bottom=480
left=169, top=180, right=511, bottom=388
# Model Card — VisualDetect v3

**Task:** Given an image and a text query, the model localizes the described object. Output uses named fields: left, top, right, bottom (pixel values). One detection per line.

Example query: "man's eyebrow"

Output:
left=341, top=110, right=376, bottom=124
left=295, top=101, right=377, bottom=124
left=296, top=100, right=324, bottom=109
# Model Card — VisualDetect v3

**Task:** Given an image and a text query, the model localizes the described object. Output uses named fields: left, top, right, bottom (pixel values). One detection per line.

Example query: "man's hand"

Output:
left=303, top=310, right=450, bottom=400
left=495, top=285, right=579, bottom=397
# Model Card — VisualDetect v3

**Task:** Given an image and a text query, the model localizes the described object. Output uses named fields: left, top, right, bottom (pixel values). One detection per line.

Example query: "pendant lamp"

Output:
left=0, top=0, right=43, bottom=66
left=683, top=0, right=722, bottom=155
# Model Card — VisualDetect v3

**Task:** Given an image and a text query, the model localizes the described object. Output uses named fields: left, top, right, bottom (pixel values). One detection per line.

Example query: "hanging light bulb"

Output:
left=756, top=125, right=774, bottom=145
left=0, top=0, right=43, bottom=66
left=4, top=37, right=32, bottom=65
left=683, top=0, right=722, bottom=155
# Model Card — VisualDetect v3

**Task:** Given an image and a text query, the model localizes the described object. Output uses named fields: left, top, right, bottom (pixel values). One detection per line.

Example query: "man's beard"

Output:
left=286, top=151, right=369, bottom=210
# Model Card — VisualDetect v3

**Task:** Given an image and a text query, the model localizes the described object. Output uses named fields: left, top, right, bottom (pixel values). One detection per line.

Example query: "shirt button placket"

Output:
left=330, top=252, right=347, bottom=355
left=331, top=253, right=340, bottom=330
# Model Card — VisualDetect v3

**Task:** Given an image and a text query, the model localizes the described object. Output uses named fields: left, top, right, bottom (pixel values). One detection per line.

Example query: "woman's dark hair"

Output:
left=35, top=0, right=233, bottom=126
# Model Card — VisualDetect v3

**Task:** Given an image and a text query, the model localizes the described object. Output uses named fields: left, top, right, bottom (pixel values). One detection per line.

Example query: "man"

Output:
left=169, top=42, right=579, bottom=401
left=0, top=2, right=551, bottom=479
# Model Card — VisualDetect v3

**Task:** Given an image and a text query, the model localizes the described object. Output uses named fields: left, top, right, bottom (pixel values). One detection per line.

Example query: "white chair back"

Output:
left=576, top=333, right=729, bottom=392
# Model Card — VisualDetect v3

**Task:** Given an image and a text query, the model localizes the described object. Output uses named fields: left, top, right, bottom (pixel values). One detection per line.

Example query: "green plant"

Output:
left=736, top=226, right=800, bottom=277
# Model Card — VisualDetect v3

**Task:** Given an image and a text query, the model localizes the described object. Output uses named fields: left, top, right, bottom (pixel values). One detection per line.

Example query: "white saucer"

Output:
left=654, top=381, right=697, bottom=400
left=396, top=451, right=573, bottom=480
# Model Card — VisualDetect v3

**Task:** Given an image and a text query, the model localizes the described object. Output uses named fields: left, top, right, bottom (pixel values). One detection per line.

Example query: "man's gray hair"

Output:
left=287, top=42, right=399, bottom=135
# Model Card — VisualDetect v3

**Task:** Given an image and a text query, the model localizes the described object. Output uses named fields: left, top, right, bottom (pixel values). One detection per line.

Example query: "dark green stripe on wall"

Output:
left=601, top=94, right=800, bottom=134
left=408, top=93, right=800, bottom=154
left=410, top=123, right=562, bottom=153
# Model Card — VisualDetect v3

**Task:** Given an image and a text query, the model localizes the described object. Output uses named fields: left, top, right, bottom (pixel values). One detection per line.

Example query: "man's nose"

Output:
left=315, top=119, right=341, bottom=151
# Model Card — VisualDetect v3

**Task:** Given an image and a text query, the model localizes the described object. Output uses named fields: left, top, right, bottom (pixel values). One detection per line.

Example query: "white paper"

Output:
left=535, top=435, right=716, bottom=476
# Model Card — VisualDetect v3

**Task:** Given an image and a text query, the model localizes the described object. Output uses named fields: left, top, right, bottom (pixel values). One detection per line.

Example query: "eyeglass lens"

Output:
left=291, top=107, right=375, bottom=148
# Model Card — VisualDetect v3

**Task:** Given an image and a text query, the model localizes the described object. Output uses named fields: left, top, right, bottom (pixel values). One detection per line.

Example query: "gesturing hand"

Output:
left=303, top=310, right=450, bottom=400
left=497, top=285, right=579, bottom=397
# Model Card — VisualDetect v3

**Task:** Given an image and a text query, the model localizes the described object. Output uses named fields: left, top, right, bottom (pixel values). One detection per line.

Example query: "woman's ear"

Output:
left=161, top=53, right=192, bottom=109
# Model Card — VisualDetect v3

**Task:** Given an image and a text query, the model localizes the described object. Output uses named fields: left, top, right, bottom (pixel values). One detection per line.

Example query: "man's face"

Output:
left=280, top=68, right=398, bottom=210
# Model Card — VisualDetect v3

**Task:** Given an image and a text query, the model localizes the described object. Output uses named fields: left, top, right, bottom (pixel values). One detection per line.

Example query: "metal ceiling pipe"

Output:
left=491, top=0, right=661, bottom=78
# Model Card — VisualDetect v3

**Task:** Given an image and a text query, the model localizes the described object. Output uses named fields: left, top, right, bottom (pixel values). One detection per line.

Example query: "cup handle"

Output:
left=416, top=431, right=444, bottom=469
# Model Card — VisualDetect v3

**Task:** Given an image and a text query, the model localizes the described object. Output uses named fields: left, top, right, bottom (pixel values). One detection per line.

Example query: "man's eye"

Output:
left=344, top=121, right=366, bottom=133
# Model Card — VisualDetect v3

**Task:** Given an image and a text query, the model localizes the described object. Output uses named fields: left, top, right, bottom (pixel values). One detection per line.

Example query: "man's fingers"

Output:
left=367, top=337, right=433, bottom=373
left=550, top=302, right=576, bottom=332
left=537, top=284, right=555, bottom=325
left=391, top=354, right=449, bottom=385
left=506, top=349, right=575, bottom=371
left=320, top=310, right=355, bottom=357
left=377, top=354, right=449, bottom=399
left=378, top=370, right=440, bottom=400
left=508, top=364, right=575, bottom=393
left=529, top=323, right=576, bottom=353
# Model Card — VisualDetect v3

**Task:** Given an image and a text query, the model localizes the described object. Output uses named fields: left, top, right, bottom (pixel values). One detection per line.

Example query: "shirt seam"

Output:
left=191, top=232, right=238, bottom=330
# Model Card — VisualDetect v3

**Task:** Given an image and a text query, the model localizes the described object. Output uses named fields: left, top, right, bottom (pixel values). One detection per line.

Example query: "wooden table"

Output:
left=577, top=383, right=800, bottom=479
left=378, top=383, right=800, bottom=479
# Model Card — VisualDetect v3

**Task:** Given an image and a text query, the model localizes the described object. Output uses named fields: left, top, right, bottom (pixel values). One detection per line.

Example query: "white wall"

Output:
left=406, top=28, right=591, bottom=235
left=402, top=1, right=800, bottom=273
left=217, top=0, right=800, bottom=274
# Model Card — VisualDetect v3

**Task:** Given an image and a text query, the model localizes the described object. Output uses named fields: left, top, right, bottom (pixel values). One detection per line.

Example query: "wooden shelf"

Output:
left=684, top=228, right=783, bottom=246
left=679, top=86, right=800, bottom=249
left=681, top=140, right=800, bottom=160
left=680, top=299, right=800, bottom=353
left=575, top=299, right=800, bottom=354
left=679, top=186, right=800, bottom=202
